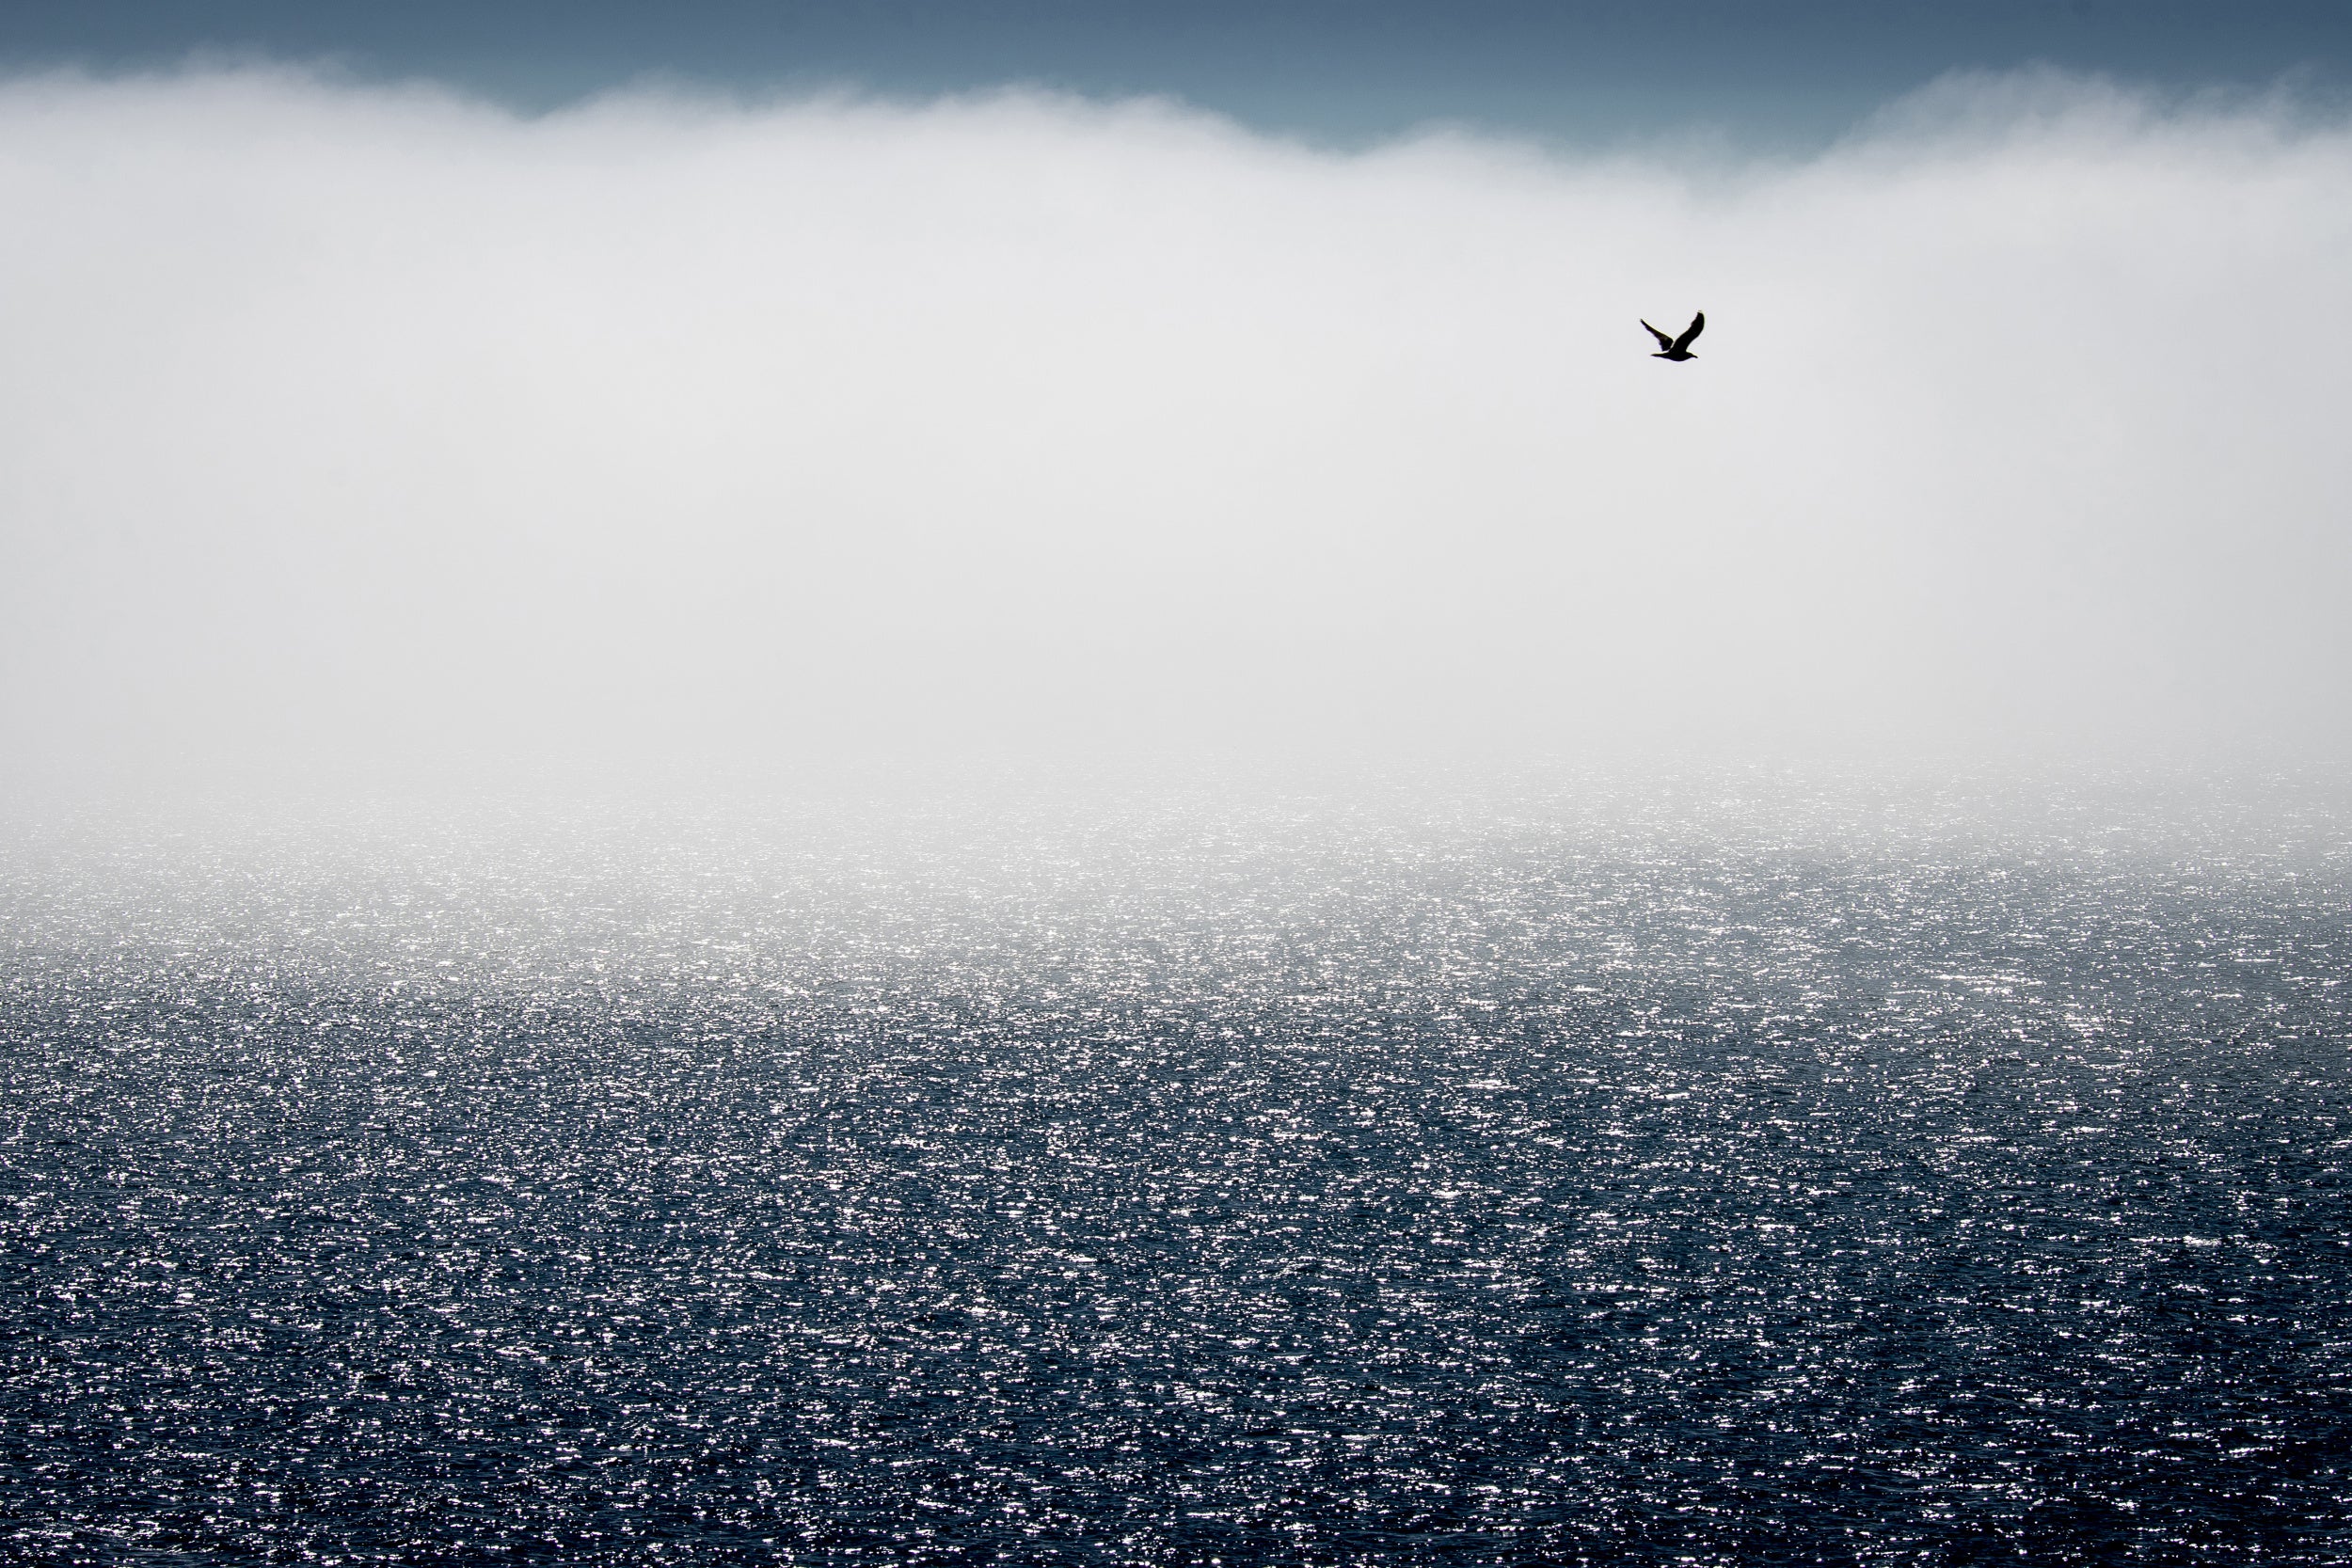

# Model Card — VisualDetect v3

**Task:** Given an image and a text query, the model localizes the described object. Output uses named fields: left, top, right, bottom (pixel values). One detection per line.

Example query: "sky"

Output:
left=2, top=7, right=2350, bottom=791
left=13, top=1, right=2352, bottom=145
left=6, top=2, right=2352, bottom=144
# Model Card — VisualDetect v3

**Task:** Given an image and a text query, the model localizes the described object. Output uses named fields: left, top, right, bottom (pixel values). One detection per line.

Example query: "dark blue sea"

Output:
left=4, top=777, right=2348, bottom=1564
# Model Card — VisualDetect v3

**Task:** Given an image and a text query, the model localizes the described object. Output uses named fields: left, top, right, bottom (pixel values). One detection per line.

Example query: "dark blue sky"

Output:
left=4, top=1, right=2350, bottom=142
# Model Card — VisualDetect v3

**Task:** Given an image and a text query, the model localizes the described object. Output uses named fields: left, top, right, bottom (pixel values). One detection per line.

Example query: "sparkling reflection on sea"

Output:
left=2, top=780, right=2348, bottom=1563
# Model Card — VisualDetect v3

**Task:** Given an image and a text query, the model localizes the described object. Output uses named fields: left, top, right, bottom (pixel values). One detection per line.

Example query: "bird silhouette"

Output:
left=1643, top=312, right=1705, bottom=361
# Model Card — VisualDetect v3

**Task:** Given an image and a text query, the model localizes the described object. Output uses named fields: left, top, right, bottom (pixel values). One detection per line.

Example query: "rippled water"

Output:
left=4, top=778, right=2348, bottom=1563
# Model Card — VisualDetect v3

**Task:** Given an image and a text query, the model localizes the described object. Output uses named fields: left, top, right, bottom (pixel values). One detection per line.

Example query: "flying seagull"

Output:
left=1643, top=311, right=1705, bottom=361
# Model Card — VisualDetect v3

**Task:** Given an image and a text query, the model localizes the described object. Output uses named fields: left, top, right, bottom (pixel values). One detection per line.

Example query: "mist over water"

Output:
left=2, top=68, right=2351, bottom=783
left=4, top=57, right=2351, bottom=1563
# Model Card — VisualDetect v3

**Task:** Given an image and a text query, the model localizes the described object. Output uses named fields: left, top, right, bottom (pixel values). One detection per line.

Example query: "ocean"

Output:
left=3, top=775, right=2346, bottom=1563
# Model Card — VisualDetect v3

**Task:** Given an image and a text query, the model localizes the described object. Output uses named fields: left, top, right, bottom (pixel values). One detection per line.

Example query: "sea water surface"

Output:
left=2, top=775, right=2347, bottom=1563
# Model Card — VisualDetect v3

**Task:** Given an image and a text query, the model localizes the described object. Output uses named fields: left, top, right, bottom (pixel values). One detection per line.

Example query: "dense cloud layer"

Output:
left=1, top=68, right=2346, bottom=785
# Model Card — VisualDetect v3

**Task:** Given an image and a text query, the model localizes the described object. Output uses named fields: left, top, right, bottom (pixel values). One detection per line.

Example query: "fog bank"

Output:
left=2, top=68, right=2348, bottom=791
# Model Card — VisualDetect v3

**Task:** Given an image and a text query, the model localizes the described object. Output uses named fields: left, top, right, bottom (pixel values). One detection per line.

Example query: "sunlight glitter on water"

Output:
left=2, top=778, right=2347, bottom=1563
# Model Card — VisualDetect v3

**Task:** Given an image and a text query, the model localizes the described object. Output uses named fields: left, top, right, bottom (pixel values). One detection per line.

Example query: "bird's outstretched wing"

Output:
left=1641, top=319, right=1674, bottom=351
left=1673, top=312, right=1706, bottom=352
